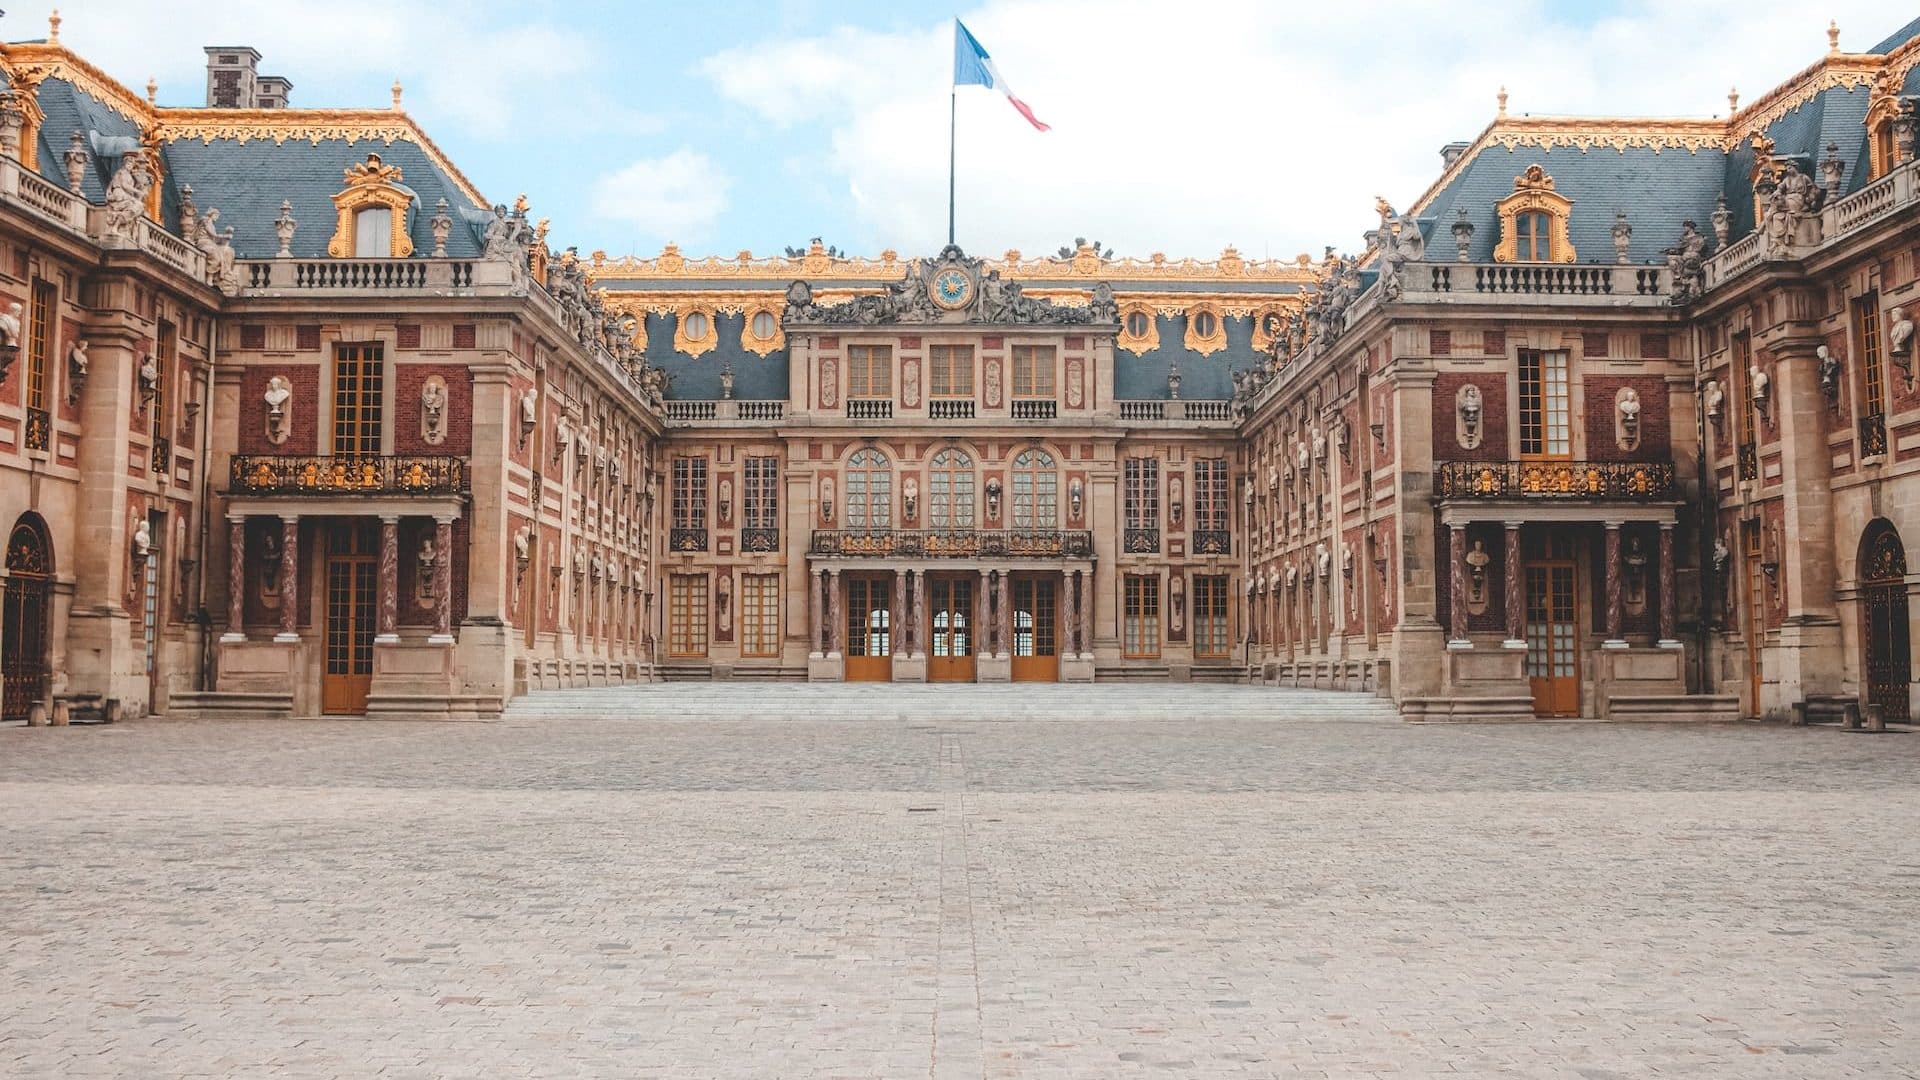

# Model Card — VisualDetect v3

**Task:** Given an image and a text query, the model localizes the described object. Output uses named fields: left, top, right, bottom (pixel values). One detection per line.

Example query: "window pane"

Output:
left=353, top=207, right=392, bottom=258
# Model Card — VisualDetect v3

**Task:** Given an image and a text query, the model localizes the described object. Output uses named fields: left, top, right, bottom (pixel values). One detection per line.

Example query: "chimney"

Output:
left=204, top=46, right=261, bottom=108
left=1440, top=141, right=1471, bottom=169
left=254, top=76, right=293, bottom=109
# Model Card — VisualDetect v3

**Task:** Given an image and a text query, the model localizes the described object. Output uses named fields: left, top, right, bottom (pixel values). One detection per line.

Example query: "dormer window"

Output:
left=1493, top=164, right=1575, bottom=264
left=353, top=207, right=393, bottom=257
left=1866, top=93, right=1901, bottom=180
left=327, top=153, right=414, bottom=259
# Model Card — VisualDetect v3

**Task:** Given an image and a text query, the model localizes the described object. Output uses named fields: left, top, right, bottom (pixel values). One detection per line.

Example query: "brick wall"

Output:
left=1432, top=372, right=1508, bottom=461
left=239, top=364, right=319, bottom=455
left=1582, top=374, right=1668, bottom=462
left=393, top=364, right=473, bottom=455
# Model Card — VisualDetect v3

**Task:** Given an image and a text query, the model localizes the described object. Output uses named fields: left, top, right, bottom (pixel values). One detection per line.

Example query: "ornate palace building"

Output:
left=0, top=16, right=1916, bottom=723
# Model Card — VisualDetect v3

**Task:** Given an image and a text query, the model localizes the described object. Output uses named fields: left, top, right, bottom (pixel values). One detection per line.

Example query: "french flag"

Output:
left=953, top=20, right=1049, bottom=132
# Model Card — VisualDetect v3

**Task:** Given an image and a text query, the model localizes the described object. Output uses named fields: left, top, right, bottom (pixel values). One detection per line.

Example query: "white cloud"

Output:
left=698, top=0, right=1908, bottom=259
left=590, top=150, right=733, bottom=240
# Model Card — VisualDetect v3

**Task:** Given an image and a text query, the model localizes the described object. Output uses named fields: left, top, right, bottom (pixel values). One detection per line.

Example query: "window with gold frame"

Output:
left=1493, top=165, right=1576, bottom=264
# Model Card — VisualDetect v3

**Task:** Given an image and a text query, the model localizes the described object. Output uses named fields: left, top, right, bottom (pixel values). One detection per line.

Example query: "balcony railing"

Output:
left=662, top=399, right=788, bottom=424
left=1435, top=460, right=1675, bottom=501
left=809, top=528, right=1095, bottom=559
left=1737, top=443, right=1759, bottom=481
left=1011, top=399, right=1057, bottom=420
left=1192, top=529, right=1231, bottom=555
left=22, top=407, right=49, bottom=453
left=846, top=398, right=892, bottom=420
left=229, top=454, right=469, bottom=496
left=1417, top=263, right=1665, bottom=299
left=151, top=436, right=172, bottom=478
left=669, top=526, right=709, bottom=552
left=741, top=526, right=780, bottom=552
left=929, top=398, right=975, bottom=419
left=240, top=258, right=476, bottom=291
left=1124, top=527, right=1161, bottom=553
left=1859, top=413, right=1888, bottom=458
left=1118, top=400, right=1165, bottom=421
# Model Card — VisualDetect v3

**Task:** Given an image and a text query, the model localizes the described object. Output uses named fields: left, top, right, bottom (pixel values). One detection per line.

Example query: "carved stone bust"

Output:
left=263, top=376, right=293, bottom=445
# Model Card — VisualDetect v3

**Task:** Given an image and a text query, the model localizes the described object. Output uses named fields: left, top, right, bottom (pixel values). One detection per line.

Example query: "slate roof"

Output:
left=1870, top=16, right=1920, bottom=54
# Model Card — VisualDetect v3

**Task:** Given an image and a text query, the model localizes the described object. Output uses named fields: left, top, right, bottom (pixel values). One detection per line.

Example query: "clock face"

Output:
left=932, top=268, right=972, bottom=310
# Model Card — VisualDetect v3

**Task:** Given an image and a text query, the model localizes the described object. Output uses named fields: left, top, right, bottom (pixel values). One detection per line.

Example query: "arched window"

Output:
left=353, top=207, right=393, bottom=257
left=1012, top=448, right=1057, bottom=529
left=1514, top=210, right=1552, bottom=261
left=845, top=448, right=891, bottom=530
left=1493, top=165, right=1575, bottom=264
left=929, top=448, right=974, bottom=529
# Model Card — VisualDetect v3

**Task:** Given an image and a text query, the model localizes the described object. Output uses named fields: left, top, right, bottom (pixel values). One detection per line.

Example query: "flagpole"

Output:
left=947, top=87, right=957, bottom=246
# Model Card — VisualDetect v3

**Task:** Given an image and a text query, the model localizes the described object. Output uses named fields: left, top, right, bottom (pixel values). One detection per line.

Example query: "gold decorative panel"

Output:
left=326, top=153, right=414, bottom=258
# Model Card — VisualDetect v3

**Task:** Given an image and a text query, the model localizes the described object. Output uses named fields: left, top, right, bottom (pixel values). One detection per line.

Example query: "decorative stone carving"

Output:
left=1710, top=194, right=1732, bottom=247
left=1065, top=358, right=1084, bottom=408
left=985, top=477, right=1003, bottom=521
left=1169, top=573, right=1185, bottom=635
left=1623, top=534, right=1649, bottom=612
left=819, top=476, right=834, bottom=523
left=1701, top=378, right=1724, bottom=431
left=63, top=130, right=87, bottom=193
left=1166, top=361, right=1181, bottom=400
left=1665, top=220, right=1708, bottom=306
left=1169, top=474, right=1185, bottom=527
left=1069, top=477, right=1084, bottom=521
left=137, top=351, right=160, bottom=411
left=900, top=358, right=919, bottom=408
left=819, top=356, right=839, bottom=409
left=902, top=476, right=919, bottom=523
left=131, top=518, right=153, bottom=561
left=272, top=200, right=296, bottom=257
left=1894, top=98, right=1919, bottom=163
left=984, top=358, right=1002, bottom=408
left=418, top=538, right=438, bottom=602
left=1465, top=539, right=1492, bottom=611
left=480, top=202, right=535, bottom=291
left=1315, top=542, right=1330, bottom=580
left=1820, top=142, right=1846, bottom=202
left=551, top=416, right=573, bottom=464
left=1312, top=427, right=1327, bottom=464
left=518, top=388, right=538, bottom=449
left=101, top=151, right=154, bottom=245
left=264, top=375, right=292, bottom=444
left=430, top=198, right=452, bottom=258
left=1889, top=305, right=1914, bottom=369
left=1611, top=210, right=1632, bottom=264
left=420, top=375, right=448, bottom=445
left=1749, top=364, right=1770, bottom=404
left=1284, top=562, right=1298, bottom=589
left=717, top=572, right=732, bottom=633
left=0, top=301, right=20, bottom=383
left=1615, top=387, right=1641, bottom=450
left=1456, top=384, right=1484, bottom=450
left=717, top=478, right=733, bottom=524
left=1817, top=345, right=1841, bottom=401
left=65, top=339, right=88, bottom=404
left=1712, top=531, right=1732, bottom=575
left=783, top=245, right=1107, bottom=326
left=1451, top=209, right=1474, bottom=262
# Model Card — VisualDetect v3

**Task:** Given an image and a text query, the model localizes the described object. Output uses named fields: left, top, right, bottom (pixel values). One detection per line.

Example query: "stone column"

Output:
left=1658, top=523, right=1679, bottom=647
left=222, top=517, right=246, bottom=642
left=275, top=516, right=299, bottom=642
left=1766, top=316, right=1843, bottom=707
left=376, top=516, right=400, bottom=644
left=1503, top=522, right=1525, bottom=648
left=1000, top=571, right=1014, bottom=659
left=828, top=568, right=843, bottom=656
left=1448, top=523, right=1469, bottom=647
left=1061, top=569, right=1078, bottom=656
left=912, top=570, right=927, bottom=658
left=1078, top=569, right=1093, bottom=659
left=979, top=569, right=994, bottom=655
left=811, top=570, right=826, bottom=656
left=886, top=570, right=899, bottom=658
left=1603, top=522, right=1625, bottom=648
left=431, top=516, right=454, bottom=643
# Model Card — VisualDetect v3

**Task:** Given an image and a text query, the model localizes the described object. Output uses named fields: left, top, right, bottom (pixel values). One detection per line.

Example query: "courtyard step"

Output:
left=501, top=683, right=1404, bottom=723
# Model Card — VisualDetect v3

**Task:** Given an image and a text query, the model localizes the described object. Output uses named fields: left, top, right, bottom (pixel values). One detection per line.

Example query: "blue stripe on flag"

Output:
left=953, top=20, right=994, bottom=87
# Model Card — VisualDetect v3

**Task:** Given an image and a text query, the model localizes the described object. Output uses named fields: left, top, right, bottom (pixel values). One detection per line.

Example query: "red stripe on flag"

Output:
left=1006, top=94, right=1050, bottom=132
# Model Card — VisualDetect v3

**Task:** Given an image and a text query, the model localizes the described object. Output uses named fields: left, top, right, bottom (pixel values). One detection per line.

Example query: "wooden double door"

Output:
left=1010, top=574, right=1058, bottom=683
left=844, top=575, right=893, bottom=682
left=322, top=523, right=378, bottom=714
left=1524, top=560, right=1579, bottom=717
left=928, top=575, right=976, bottom=682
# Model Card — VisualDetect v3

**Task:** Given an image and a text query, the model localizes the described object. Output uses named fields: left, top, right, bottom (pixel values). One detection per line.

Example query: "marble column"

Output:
left=376, top=516, right=399, bottom=644
left=1000, top=571, right=1014, bottom=658
left=431, top=516, right=454, bottom=643
left=1078, top=570, right=1093, bottom=659
left=1448, top=523, right=1469, bottom=646
left=1603, top=522, right=1625, bottom=647
left=222, top=516, right=246, bottom=642
left=274, top=516, right=299, bottom=642
left=813, top=570, right=827, bottom=655
left=911, top=570, right=927, bottom=658
left=828, top=568, right=843, bottom=656
left=1658, top=523, right=1679, bottom=647
left=979, top=569, right=994, bottom=656
left=886, top=570, right=899, bottom=658
left=1503, top=522, right=1525, bottom=648
left=1061, top=569, right=1078, bottom=656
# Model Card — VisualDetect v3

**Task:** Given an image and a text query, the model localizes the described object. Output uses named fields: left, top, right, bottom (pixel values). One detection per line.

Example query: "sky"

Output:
left=28, top=1, right=1918, bottom=263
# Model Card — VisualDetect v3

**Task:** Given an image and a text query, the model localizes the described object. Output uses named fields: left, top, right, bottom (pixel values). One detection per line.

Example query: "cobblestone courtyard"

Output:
left=2, top=686, right=1917, bottom=1078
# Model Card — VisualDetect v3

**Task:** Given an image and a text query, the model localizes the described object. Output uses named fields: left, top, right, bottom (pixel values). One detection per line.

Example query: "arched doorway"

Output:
left=2, top=514, right=53, bottom=723
left=1860, top=520, right=1910, bottom=723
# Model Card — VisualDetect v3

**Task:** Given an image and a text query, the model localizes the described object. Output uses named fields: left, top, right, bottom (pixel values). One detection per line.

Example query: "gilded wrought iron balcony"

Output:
left=809, top=528, right=1095, bottom=558
left=741, top=527, right=780, bottom=552
left=1436, top=460, right=1675, bottom=500
left=229, top=454, right=469, bottom=496
left=670, top=527, right=709, bottom=552
left=1192, top=529, right=1232, bottom=555
left=1124, top=527, right=1161, bottom=554
left=22, top=407, right=49, bottom=453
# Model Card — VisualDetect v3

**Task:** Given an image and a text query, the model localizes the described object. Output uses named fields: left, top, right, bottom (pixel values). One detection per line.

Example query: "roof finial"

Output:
left=391, top=80, right=403, bottom=110
left=1828, top=19, right=1839, bottom=53
left=146, top=78, right=158, bottom=107
left=47, top=8, right=60, bottom=42
left=1496, top=85, right=1508, bottom=118
left=1728, top=86, right=1739, bottom=113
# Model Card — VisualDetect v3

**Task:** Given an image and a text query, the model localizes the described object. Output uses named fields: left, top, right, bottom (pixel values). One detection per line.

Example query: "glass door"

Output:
left=928, top=576, right=975, bottom=682
left=1010, top=575, right=1058, bottom=682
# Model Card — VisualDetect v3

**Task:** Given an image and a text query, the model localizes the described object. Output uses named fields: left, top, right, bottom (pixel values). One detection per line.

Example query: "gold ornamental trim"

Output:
left=587, top=239, right=1319, bottom=285
left=152, top=109, right=487, bottom=208
left=326, top=153, right=414, bottom=258
left=1117, top=302, right=1159, bottom=353
left=1492, top=165, right=1576, bottom=264
left=1183, top=302, right=1228, bottom=356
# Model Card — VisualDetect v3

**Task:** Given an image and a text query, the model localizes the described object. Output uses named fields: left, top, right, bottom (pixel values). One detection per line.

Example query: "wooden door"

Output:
left=1524, top=562, right=1579, bottom=716
left=322, top=524, right=377, bottom=715
left=1010, top=575, right=1058, bottom=682
left=844, top=575, right=893, bottom=682
left=928, top=576, right=976, bottom=682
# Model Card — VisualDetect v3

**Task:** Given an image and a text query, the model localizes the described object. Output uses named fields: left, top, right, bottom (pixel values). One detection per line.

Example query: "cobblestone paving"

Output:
left=1, top=686, right=1916, bottom=1078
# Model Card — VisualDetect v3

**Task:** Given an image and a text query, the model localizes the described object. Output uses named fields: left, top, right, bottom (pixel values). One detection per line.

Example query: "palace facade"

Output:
left=0, top=17, right=1916, bottom=722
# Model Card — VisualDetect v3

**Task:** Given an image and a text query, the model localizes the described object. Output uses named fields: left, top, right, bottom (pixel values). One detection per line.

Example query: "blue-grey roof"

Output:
left=1115, top=313, right=1262, bottom=400
left=1870, top=15, right=1920, bottom=53
left=643, top=312, right=788, bottom=400
left=31, top=76, right=144, bottom=201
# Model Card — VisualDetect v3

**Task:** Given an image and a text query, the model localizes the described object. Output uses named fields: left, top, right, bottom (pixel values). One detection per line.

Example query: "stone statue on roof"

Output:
left=482, top=204, right=531, bottom=291
left=195, top=208, right=242, bottom=296
left=1665, top=221, right=1707, bottom=306
left=101, top=152, right=154, bottom=244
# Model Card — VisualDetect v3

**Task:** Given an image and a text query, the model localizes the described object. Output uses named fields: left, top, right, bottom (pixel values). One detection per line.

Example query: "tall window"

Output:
left=1517, top=349, right=1570, bottom=456
left=1124, top=457, right=1160, bottom=528
left=847, top=344, right=891, bottom=398
left=1123, top=574, right=1161, bottom=658
left=353, top=207, right=392, bottom=257
left=743, top=456, right=779, bottom=530
left=26, top=279, right=54, bottom=413
left=1193, top=458, right=1228, bottom=532
left=1012, top=448, right=1057, bottom=528
left=332, top=344, right=384, bottom=455
left=929, top=448, right=974, bottom=528
left=845, top=448, right=891, bottom=529
left=740, top=573, right=780, bottom=657
left=1872, top=117, right=1897, bottom=180
left=1514, top=210, right=1553, bottom=261
left=1011, top=345, right=1055, bottom=398
left=672, top=456, right=708, bottom=530
left=1855, top=292, right=1885, bottom=417
left=668, top=573, right=710, bottom=657
left=1193, top=575, right=1230, bottom=658
left=153, top=320, right=176, bottom=441
left=929, top=345, right=973, bottom=397
left=1733, top=331, right=1756, bottom=441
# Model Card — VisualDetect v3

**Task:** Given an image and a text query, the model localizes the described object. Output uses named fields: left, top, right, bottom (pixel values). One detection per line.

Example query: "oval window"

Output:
left=1126, top=311, right=1149, bottom=338
left=1192, top=310, right=1217, bottom=338
left=751, top=311, right=776, bottom=339
left=683, top=311, right=709, bottom=341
